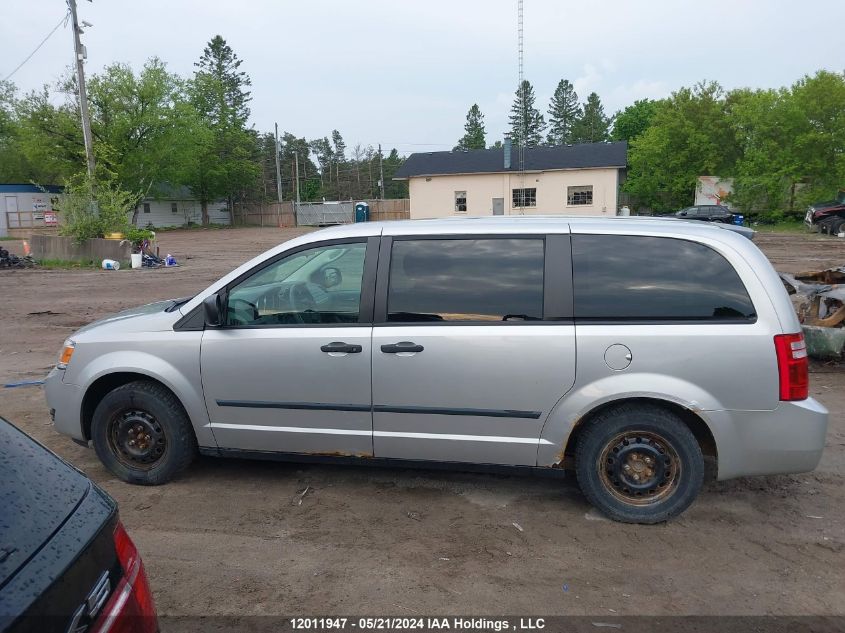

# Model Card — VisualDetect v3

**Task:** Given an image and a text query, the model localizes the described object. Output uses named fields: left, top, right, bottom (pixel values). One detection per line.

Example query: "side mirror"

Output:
left=203, top=293, right=223, bottom=327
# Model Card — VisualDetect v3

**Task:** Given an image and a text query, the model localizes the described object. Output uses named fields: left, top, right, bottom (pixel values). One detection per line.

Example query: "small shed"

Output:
left=1, top=184, right=63, bottom=237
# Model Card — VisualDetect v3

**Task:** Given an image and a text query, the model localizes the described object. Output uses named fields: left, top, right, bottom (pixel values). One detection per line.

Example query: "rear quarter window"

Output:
left=572, top=235, right=756, bottom=321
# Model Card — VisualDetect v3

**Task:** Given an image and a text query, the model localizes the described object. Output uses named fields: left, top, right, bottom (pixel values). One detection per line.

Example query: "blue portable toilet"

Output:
left=355, top=202, right=370, bottom=223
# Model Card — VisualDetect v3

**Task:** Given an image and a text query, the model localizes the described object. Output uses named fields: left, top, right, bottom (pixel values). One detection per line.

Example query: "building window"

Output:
left=171, top=202, right=178, bottom=213
left=567, top=185, right=593, bottom=206
left=454, top=191, right=467, bottom=213
left=512, top=188, right=537, bottom=208
left=143, top=203, right=150, bottom=213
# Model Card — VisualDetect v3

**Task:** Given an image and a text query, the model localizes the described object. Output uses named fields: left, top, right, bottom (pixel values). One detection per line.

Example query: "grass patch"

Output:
left=36, top=258, right=100, bottom=269
left=0, top=236, right=20, bottom=241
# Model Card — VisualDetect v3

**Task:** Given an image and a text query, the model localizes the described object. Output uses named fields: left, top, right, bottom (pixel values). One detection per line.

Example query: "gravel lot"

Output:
left=1, top=226, right=843, bottom=617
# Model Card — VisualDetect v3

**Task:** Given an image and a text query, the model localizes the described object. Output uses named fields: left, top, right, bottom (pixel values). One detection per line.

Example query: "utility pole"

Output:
left=274, top=122, right=282, bottom=203
left=378, top=143, right=385, bottom=200
left=293, top=150, right=301, bottom=227
left=294, top=151, right=302, bottom=204
left=68, top=0, right=95, bottom=178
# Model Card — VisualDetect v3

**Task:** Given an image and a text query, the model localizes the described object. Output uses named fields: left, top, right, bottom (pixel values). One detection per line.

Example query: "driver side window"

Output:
left=225, top=241, right=367, bottom=327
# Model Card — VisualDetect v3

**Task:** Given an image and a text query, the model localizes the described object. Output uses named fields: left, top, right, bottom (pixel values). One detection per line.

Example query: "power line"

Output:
left=1, top=11, right=70, bottom=82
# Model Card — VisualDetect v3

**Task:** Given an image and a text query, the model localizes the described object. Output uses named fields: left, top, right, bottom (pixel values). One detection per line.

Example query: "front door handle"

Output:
left=320, top=342, right=362, bottom=354
left=381, top=341, right=424, bottom=354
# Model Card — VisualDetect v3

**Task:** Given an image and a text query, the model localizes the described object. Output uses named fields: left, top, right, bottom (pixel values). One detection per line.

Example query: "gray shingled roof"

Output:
left=394, top=141, right=627, bottom=179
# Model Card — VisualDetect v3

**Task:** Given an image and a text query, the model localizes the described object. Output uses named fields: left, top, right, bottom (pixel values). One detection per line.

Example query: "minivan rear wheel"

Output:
left=575, top=403, right=704, bottom=524
left=91, top=380, right=197, bottom=485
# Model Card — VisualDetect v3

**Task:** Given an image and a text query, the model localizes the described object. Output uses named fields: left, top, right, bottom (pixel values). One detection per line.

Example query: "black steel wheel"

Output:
left=107, top=408, right=168, bottom=471
left=91, top=380, right=197, bottom=485
left=597, top=430, right=682, bottom=506
left=575, top=403, right=704, bottom=523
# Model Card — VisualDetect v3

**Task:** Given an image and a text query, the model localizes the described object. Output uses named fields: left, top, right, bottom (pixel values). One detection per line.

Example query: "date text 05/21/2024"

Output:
left=289, top=618, right=547, bottom=631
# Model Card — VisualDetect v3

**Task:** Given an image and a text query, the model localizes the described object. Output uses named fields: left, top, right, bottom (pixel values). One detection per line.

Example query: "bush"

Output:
left=55, top=173, right=140, bottom=242
left=124, top=227, right=155, bottom=248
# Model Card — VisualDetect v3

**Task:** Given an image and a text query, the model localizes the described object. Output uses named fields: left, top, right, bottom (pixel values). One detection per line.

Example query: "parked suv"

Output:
left=45, top=218, right=828, bottom=523
left=0, top=416, right=157, bottom=633
left=674, top=205, right=735, bottom=223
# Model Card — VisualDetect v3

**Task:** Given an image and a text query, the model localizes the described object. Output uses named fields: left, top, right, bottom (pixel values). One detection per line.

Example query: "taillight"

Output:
left=92, top=521, right=158, bottom=633
left=774, top=333, right=809, bottom=401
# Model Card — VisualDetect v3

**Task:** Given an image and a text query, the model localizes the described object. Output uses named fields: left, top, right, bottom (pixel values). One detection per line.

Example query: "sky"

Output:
left=2, top=0, right=843, bottom=156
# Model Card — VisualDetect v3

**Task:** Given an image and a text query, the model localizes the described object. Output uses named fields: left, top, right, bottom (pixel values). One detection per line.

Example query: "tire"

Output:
left=829, top=218, right=845, bottom=236
left=575, top=403, right=704, bottom=524
left=91, top=380, right=197, bottom=485
left=820, top=219, right=836, bottom=235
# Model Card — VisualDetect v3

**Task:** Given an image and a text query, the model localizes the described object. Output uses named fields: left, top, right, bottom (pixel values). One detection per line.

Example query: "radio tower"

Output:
left=517, top=0, right=526, bottom=211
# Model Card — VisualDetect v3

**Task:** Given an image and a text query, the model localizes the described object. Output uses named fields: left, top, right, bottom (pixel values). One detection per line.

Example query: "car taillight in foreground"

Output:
left=92, top=521, right=158, bottom=633
left=774, top=333, right=809, bottom=401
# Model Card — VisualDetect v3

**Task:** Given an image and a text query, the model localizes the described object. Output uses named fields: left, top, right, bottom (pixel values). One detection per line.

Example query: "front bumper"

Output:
left=44, top=366, right=85, bottom=441
left=709, top=397, right=829, bottom=480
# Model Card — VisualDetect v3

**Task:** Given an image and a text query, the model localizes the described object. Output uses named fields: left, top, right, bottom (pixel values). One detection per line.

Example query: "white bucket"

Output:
left=101, top=259, right=120, bottom=270
left=131, top=253, right=142, bottom=269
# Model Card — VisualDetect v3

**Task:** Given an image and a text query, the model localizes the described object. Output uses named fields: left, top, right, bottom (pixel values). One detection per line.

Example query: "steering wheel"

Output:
left=289, top=282, right=316, bottom=312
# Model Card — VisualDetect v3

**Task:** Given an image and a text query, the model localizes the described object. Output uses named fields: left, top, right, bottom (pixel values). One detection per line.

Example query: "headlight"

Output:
left=57, top=339, right=75, bottom=369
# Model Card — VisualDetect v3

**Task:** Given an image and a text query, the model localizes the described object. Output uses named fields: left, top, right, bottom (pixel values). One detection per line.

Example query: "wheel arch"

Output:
left=559, top=397, right=718, bottom=476
left=81, top=372, right=190, bottom=441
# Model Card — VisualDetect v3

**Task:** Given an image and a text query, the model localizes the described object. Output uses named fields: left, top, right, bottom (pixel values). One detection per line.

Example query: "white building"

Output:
left=393, top=141, right=627, bottom=219
left=132, top=185, right=231, bottom=228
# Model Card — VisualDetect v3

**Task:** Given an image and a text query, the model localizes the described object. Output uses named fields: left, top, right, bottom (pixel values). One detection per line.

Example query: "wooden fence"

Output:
left=233, top=199, right=410, bottom=227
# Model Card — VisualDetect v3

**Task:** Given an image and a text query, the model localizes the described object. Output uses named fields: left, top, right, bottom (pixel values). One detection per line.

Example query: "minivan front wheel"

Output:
left=91, top=380, right=197, bottom=485
left=575, top=403, right=704, bottom=524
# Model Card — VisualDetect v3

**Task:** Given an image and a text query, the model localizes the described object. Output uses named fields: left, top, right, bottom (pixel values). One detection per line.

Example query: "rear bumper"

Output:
left=710, top=398, right=829, bottom=480
left=44, top=367, right=85, bottom=441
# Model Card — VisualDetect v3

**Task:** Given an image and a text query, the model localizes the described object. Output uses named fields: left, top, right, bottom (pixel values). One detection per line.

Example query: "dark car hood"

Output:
left=0, top=419, right=90, bottom=589
left=810, top=199, right=845, bottom=211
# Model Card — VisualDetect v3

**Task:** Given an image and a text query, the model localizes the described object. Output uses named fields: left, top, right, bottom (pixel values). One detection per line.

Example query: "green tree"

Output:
left=282, top=133, right=319, bottom=201
left=730, top=71, right=845, bottom=215
left=611, top=98, right=658, bottom=142
left=454, top=104, right=486, bottom=150
left=382, top=148, right=408, bottom=198
left=624, top=81, right=739, bottom=211
left=0, top=81, right=36, bottom=181
left=14, top=85, right=83, bottom=183
left=85, top=59, right=192, bottom=194
left=14, top=60, right=194, bottom=191
left=572, top=92, right=611, bottom=143
left=309, top=136, right=334, bottom=193
left=509, top=80, right=545, bottom=147
left=184, top=35, right=259, bottom=223
left=546, top=80, right=580, bottom=145
left=331, top=130, right=346, bottom=196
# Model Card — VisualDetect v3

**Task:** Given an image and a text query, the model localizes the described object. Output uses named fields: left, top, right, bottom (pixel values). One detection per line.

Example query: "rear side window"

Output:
left=387, top=238, right=544, bottom=322
left=572, top=235, right=756, bottom=321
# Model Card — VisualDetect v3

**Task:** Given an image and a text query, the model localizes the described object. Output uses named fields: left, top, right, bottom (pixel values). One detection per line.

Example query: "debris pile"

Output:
left=0, top=247, right=36, bottom=269
left=781, top=267, right=845, bottom=358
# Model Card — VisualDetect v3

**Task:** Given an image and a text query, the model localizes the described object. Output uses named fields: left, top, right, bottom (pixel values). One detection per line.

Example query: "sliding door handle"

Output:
left=320, top=342, right=362, bottom=354
left=381, top=341, right=424, bottom=354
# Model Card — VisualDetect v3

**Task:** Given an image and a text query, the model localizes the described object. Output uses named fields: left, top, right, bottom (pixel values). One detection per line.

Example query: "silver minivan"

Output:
left=45, top=218, right=829, bottom=523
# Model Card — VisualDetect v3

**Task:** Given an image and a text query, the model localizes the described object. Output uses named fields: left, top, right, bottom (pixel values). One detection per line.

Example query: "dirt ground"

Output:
left=1, top=227, right=843, bottom=617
